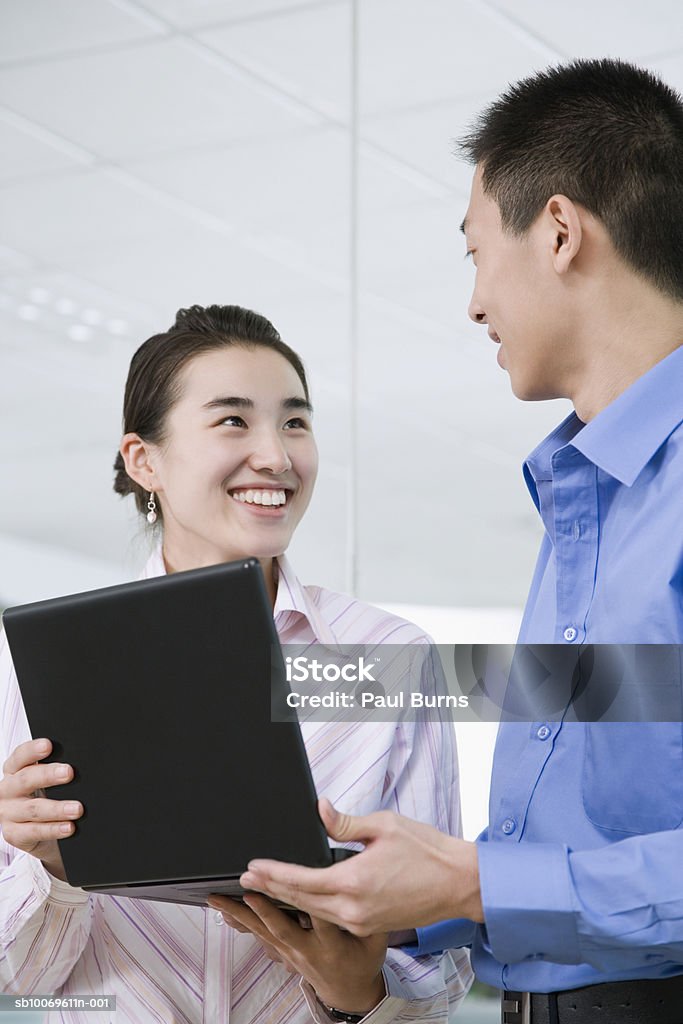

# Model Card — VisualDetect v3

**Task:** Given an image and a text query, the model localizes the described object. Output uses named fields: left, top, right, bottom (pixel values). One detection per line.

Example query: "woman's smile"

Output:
left=228, top=485, right=292, bottom=516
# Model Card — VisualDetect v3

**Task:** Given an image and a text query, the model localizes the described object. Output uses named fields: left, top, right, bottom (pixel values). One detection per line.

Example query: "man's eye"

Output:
left=222, top=415, right=246, bottom=427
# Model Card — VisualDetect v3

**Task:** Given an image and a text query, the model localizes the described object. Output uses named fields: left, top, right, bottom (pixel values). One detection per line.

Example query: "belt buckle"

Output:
left=501, top=990, right=530, bottom=1024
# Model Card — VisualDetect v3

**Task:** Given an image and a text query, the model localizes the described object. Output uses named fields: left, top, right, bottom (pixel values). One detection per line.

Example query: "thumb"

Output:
left=318, top=797, right=381, bottom=844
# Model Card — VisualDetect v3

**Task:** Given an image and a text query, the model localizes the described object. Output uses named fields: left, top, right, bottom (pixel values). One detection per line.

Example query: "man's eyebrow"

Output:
left=203, top=396, right=254, bottom=410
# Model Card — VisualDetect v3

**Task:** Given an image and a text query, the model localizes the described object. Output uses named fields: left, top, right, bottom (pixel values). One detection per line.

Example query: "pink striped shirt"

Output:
left=0, top=553, right=472, bottom=1022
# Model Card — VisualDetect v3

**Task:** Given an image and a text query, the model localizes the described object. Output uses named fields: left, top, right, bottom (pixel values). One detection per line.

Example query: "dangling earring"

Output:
left=146, top=492, right=158, bottom=525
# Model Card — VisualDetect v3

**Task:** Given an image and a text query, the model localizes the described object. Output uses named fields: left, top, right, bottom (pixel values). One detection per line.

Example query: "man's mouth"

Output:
left=229, top=488, right=289, bottom=507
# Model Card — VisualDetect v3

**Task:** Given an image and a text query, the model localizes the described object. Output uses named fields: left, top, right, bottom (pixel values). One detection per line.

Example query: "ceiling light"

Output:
left=81, top=308, right=103, bottom=325
left=29, top=287, right=50, bottom=304
left=106, top=319, right=128, bottom=335
left=55, top=298, right=77, bottom=315
left=17, top=305, right=39, bottom=321
left=67, top=324, right=92, bottom=342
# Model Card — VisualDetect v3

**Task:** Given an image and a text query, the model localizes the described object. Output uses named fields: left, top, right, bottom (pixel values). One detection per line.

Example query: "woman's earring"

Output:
left=146, top=492, right=158, bottom=525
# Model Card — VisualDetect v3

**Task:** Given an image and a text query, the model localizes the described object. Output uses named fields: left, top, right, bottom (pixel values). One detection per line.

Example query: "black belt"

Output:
left=502, top=975, right=683, bottom=1024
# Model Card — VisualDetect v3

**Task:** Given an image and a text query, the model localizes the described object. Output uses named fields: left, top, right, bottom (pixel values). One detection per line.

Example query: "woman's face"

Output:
left=144, top=345, right=318, bottom=571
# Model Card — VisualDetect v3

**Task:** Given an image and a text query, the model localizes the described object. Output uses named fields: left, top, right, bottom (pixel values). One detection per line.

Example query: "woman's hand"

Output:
left=0, top=738, right=82, bottom=881
left=208, top=893, right=387, bottom=1015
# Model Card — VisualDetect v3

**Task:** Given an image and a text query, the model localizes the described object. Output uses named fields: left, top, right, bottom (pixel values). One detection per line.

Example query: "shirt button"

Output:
left=501, top=818, right=516, bottom=835
left=537, top=725, right=551, bottom=741
left=572, top=520, right=581, bottom=541
left=214, top=912, right=224, bottom=925
left=563, top=626, right=577, bottom=642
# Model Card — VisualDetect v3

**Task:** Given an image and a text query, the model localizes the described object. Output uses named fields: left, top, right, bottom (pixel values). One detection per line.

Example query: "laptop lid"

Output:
left=3, top=559, right=341, bottom=906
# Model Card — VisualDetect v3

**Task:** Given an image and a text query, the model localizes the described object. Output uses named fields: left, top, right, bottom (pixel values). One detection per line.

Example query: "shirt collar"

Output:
left=140, top=548, right=338, bottom=646
left=524, top=345, right=683, bottom=494
left=523, top=412, right=583, bottom=510
left=273, top=554, right=338, bottom=646
left=569, top=345, right=683, bottom=485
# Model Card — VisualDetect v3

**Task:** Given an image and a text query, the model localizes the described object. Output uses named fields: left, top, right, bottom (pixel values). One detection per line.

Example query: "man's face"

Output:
left=462, top=166, right=568, bottom=401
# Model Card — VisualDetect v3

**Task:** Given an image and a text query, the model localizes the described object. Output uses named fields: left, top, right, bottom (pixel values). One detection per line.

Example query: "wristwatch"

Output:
left=325, top=1009, right=366, bottom=1023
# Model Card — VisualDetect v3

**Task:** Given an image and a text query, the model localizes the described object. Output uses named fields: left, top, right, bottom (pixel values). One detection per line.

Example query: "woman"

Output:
left=0, top=305, right=472, bottom=1022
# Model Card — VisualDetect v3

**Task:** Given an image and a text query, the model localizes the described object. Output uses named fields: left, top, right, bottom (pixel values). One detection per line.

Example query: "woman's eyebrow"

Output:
left=203, top=396, right=253, bottom=410
left=283, top=397, right=313, bottom=413
left=202, top=396, right=313, bottom=413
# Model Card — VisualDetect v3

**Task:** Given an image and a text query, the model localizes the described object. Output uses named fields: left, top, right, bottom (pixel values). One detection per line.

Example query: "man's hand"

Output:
left=0, top=738, right=82, bottom=882
left=239, top=798, right=483, bottom=936
left=207, top=893, right=387, bottom=1014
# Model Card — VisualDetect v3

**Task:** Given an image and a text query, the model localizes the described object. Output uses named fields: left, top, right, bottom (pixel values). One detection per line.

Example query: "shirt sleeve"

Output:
left=413, top=826, right=489, bottom=956
left=478, top=829, right=683, bottom=972
left=0, top=631, right=93, bottom=993
left=300, top=948, right=473, bottom=1023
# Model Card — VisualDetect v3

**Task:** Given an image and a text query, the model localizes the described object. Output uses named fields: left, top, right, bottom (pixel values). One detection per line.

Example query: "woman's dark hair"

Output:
left=458, top=58, right=683, bottom=301
left=113, top=304, right=310, bottom=521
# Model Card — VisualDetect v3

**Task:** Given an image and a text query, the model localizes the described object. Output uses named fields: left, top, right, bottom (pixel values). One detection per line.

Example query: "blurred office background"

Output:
left=1, top=3, right=681, bottom=1019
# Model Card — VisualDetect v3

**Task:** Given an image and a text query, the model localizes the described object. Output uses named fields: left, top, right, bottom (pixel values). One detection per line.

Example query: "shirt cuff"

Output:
left=478, top=841, right=582, bottom=965
left=28, top=854, right=90, bottom=907
left=407, top=919, right=477, bottom=956
left=299, top=969, right=408, bottom=1024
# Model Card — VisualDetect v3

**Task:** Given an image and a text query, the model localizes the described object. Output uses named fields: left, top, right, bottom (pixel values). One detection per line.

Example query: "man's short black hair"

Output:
left=459, top=58, right=683, bottom=302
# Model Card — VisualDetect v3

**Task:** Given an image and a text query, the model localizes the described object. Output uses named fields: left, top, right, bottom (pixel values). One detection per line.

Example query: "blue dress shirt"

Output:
left=417, top=344, right=683, bottom=992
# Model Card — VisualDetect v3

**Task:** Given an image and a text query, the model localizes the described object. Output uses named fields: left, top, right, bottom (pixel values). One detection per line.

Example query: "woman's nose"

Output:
left=248, top=432, right=292, bottom=474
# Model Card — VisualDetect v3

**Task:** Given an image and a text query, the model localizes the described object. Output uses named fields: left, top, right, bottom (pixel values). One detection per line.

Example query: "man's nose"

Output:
left=468, top=297, right=487, bottom=325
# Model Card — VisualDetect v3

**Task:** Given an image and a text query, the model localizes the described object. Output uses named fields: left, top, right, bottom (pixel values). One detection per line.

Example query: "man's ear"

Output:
left=119, top=433, right=159, bottom=493
left=545, top=194, right=583, bottom=274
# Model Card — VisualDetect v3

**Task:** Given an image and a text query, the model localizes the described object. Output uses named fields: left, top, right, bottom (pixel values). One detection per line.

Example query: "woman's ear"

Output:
left=119, top=433, right=158, bottom=493
left=545, top=194, right=583, bottom=274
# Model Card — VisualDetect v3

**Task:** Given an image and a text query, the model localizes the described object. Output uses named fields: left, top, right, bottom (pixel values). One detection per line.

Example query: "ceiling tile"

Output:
left=357, top=0, right=556, bottom=116
left=0, top=0, right=164, bottom=64
left=0, top=38, right=313, bottom=160
left=61, top=225, right=345, bottom=317
left=139, top=0, right=338, bottom=30
left=362, top=97, right=482, bottom=196
left=0, top=171, right=188, bottom=264
left=127, top=127, right=350, bottom=275
left=488, top=0, right=683, bottom=61
left=0, top=113, right=88, bottom=183
left=195, top=2, right=351, bottom=118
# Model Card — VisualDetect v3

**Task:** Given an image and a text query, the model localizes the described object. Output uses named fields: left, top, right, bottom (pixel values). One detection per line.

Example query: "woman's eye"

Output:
left=221, top=415, right=246, bottom=427
left=284, top=417, right=307, bottom=430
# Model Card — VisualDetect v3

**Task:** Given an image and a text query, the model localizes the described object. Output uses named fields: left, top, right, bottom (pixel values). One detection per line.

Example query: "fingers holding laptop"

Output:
left=239, top=797, right=484, bottom=935
left=208, top=892, right=387, bottom=1014
left=0, top=737, right=82, bottom=880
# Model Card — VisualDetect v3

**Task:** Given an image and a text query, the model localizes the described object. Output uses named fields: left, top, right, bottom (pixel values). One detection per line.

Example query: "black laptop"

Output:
left=2, top=559, right=351, bottom=906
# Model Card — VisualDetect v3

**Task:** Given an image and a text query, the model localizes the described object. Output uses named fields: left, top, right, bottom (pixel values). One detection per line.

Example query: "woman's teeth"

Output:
left=231, top=489, right=287, bottom=506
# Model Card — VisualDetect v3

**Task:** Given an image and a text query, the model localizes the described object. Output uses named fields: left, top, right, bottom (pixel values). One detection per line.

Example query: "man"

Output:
left=221, top=59, right=683, bottom=1023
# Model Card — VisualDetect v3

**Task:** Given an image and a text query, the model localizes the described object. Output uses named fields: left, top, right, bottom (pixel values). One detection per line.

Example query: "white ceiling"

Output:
left=2, top=0, right=682, bottom=610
